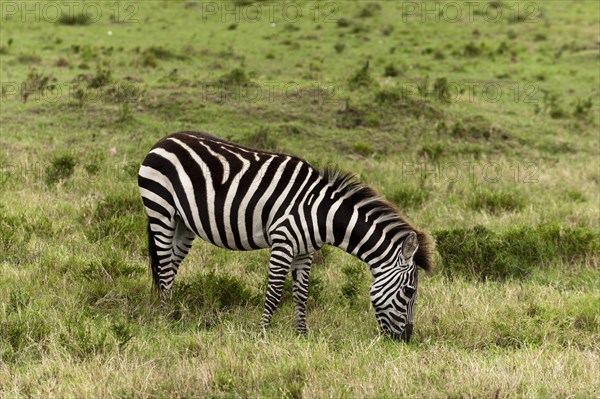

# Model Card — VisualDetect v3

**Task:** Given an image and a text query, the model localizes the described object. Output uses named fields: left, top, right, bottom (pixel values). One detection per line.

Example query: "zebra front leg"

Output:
left=261, top=244, right=294, bottom=329
left=291, top=253, right=314, bottom=334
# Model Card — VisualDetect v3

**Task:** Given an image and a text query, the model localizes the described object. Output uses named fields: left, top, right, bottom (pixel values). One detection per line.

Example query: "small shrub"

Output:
left=348, top=62, right=374, bottom=90
left=94, top=194, right=142, bottom=221
left=463, top=42, right=482, bottom=57
left=341, top=263, right=366, bottom=305
left=0, top=211, right=30, bottom=264
left=357, top=3, right=381, bottom=18
left=336, top=18, right=350, bottom=28
left=21, top=68, right=54, bottom=102
left=54, top=57, right=70, bottom=67
left=383, top=64, right=400, bottom=77
left=46, top=154, right=76, bottom=185
left=351, top=23, right=370, bottom=34
left=81, top=255, right=141, bottom=281
left=534, top=33, right=547, bottom=41
left=140, top=53, right=157, bottom=68
left=58, top=12, right=91, bottom=25
left=352, top=141, right=374, bottom=156
left=421, top=142, right=445, bottom=162
left=336, top=104, right=367, bottom=129
left=374, top=88, right=443, bottom=120
left=173, top=271, right=259, bottom=313
left=144, top=46, right=181, bottom=60
left=468, top=186, right=527, bottom=213
left=562, top=190, right=586, bottom=203
left=85, top=193, right=145, bottom=252
left=334, top=43, right=346, bottom=53
left=278, top=122, right=308, bottom=136
left=59, top=316, right=112, bottom=359
left=387, top=184, right=430, bottom=209
left=240, top=128, right=279, bottom=151
left=88, top=66, right=112, bottom=88
left=218, top=67, right=253, bottom=87
left=374, top=88, right=400, bottom=104
left=535, top=90, right=567, bottom=119
left=381, top=24, right=394, bottom=36
left=573, top=97, right=593, bottom=119
left=433, top=77, right=450, bottom=102
left=451, top=115, right=508, bottom=141
left=434, top=224, right=599, bottom=280
left=111, top=319, right=135, bottom=350
left=17, top=54, right=41, bottom=64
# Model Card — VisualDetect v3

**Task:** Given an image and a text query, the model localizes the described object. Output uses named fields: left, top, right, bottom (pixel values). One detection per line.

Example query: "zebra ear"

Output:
left=402, top=231, right=419, bottom=259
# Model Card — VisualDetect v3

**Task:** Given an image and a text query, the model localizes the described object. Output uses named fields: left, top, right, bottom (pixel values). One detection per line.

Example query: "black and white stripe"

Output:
left=138, top=131, right=433, bottom=341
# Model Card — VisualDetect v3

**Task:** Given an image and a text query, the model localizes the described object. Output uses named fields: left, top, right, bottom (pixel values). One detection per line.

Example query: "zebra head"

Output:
left=370, top=231, right=419, bottom=343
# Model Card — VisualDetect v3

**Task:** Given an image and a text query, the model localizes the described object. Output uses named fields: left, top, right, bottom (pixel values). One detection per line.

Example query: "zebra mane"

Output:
left=321, top=166, right=434, bottom=273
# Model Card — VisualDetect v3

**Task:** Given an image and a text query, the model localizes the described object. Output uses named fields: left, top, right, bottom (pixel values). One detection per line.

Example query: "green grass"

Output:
left=1, top=1, right=599, bottom=397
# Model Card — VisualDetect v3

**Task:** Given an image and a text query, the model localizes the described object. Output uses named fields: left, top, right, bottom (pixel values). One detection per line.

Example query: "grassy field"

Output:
left=1, top=1, right=599, bottom=397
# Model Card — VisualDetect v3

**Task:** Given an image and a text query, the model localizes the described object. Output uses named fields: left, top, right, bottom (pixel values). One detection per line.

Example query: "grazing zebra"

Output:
left=138, top=131, right=433, bottom=342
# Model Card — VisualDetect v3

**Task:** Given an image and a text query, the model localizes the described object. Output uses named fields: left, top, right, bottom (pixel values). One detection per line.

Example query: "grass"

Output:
left=1, top=1, right=599, bottom=397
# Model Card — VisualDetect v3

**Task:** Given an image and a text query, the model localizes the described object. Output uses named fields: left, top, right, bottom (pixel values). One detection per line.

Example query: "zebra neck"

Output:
left=326, top=196, right=407, bottom=272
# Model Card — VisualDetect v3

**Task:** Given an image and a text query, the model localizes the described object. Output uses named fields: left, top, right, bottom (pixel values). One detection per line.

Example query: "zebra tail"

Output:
left=146, top=221, right=161, bottom=293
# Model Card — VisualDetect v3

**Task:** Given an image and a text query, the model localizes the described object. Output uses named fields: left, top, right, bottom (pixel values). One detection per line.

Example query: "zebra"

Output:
left=138, top=131, right=433, bottom=342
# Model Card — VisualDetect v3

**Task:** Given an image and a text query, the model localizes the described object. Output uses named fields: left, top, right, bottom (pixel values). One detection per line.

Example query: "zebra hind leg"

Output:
left=146, top=218, right=175, bottom=306
left=147, top=216, right=195, bottom=307
left=160, top=217, right=195, bottom=306
left=291, top=253, right=314, bottom=335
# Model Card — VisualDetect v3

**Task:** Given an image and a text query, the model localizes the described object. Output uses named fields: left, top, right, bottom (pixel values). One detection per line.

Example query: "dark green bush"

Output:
left=348, top=62, right=374, bottom=90
left=0, top=211, right=28, bottom=263
left=352, top=141, right=375, bottom=156
left=383, top=64, right=400, bottom=77
left=434, top=224, right=599, bottom=280
left=88, top=66, right=112, bottom=88
left=85, top=193, right=145, bottom=252
left=336, top=18, right=350, bottom=28
left=94, top=193, right=142, bottom=220
left=81, top=255, right=142, bottom=281
left=240, top=128, right=279, bottom=152
left=57, top=13, right=91, bottom=26
left=463, top=42, right=482, bottom=57
left=218, top=67, right=253, bottom=87
left=341, top=263, right=366, bottom=305
left=451, top=115, right=509, bottom=141
left=173, top=271, right=259, bottom=314
left=59, top=316, right=112, bottom=359
left=386, top=184, right=430, bottom=209
left=573, top=97, right=593, bottom=119
left=373, top=88, right=443, bottom=120
left=468, top=186, right=527, bottom=213
left=421, top=142, right=445, bottom=162
left=46, top=154, right=76, bottom=184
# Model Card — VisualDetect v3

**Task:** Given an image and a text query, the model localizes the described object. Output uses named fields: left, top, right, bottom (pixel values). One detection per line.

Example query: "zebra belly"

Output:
left=174, top=184, right=274, bottom=251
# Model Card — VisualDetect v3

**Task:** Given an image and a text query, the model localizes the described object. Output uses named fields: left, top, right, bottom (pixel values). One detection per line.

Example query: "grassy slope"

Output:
left=1, top=1, right=599, bottom=398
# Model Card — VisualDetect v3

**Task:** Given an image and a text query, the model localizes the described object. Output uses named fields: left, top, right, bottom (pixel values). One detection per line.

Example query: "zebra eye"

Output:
left=403, top=286, right=415, bottom=297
